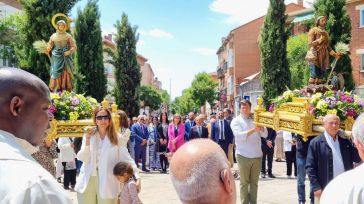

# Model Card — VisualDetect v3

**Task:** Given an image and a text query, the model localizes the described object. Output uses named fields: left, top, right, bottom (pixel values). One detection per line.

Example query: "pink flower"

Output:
left=269, top=104, right=274, bottom=112
left=49, top=105, right=57, bottom=114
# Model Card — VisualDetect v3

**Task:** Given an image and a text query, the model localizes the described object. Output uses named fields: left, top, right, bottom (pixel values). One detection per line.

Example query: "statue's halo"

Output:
left=51, top=13, right=70, bottom=30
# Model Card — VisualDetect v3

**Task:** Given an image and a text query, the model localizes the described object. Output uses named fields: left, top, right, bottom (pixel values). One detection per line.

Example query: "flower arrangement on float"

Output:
left=49, top=91, right=98, bottom=121
left=269, top=90, right=364, bottom=120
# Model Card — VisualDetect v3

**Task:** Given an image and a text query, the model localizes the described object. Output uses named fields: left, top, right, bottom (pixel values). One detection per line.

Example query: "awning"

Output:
left=292, top=13, right=314, bottom=23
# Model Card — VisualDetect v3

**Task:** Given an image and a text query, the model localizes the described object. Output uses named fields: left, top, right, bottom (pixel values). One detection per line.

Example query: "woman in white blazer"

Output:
left=58, top=137, right=77, bottom=189
left=75, top=107, right=140, bottom=204
left=117, top=110, right=131, bottom=148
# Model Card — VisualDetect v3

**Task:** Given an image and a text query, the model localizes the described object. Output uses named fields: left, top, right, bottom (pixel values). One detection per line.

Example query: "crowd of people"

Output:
left=1, top=68, right=364, bottom=204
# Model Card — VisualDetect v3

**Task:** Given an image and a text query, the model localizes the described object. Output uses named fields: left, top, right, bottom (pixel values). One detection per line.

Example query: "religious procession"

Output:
left=1, top=0, right=364, bottom=204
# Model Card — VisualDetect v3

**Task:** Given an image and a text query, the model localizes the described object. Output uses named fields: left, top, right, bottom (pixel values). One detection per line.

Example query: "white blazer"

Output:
left=74, top=132, right=140, bottom=199
left=282, top=131, right=293, bottom=152
left=58, top=137, right=76, bottom=162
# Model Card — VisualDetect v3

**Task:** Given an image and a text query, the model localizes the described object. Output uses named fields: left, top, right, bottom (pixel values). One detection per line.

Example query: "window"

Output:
left=361, top=54, right=364, bottom=71
left=361, top=9, right=364, bottom=27
left=227, top=48, right=234, bottom=68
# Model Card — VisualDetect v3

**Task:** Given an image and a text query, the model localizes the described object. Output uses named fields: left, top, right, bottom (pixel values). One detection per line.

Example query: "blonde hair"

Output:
left=93, top=107, right=119, bottom=146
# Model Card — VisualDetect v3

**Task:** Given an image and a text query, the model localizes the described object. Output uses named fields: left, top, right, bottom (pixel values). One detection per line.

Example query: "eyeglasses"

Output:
left=96, top=115, right=110, bottom=121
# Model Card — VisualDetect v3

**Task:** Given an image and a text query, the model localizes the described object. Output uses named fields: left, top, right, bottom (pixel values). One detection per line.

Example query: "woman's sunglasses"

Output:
left=96, top=115, right=110, bottom=121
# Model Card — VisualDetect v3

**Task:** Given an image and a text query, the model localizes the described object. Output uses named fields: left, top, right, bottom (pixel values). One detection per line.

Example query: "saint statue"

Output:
left=306, top=16, right=340, bottom=85
left=46, top=13, right=77, bottom=92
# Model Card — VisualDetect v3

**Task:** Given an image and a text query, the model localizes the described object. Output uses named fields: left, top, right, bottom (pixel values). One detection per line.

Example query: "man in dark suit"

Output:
left=184, top=112, right=196, bottom=141
left=261, top=127, right=276, bottom=178
left=306, top=114, right=360, bottom=202
left=132, top=115, right=149, bottom=172
left=212, top=111, right=234, bottom=158
left=189, top=115, right=208, bottom=140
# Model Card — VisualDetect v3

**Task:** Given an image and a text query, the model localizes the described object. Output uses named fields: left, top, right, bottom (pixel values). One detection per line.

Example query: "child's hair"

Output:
left=113, top=162, right=134, bottom=177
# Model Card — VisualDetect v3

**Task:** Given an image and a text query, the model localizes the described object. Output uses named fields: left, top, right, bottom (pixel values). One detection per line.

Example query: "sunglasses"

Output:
left=96, top=115, right=110, bottom=121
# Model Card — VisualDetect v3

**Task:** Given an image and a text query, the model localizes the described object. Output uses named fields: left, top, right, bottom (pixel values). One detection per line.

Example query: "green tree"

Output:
left=314, top=0, right=355, bottom=90
left=106, top=13, right=141, bottom=117
left=171, top=88, right=198, bottom=115
left=74, top=0, right=106, bottom=102
left=0, top=14, right=21, bottom=67
left=287, top=33, right=309, bottom=89
left=138, top=85, right=163, bottom=110
left=190, top=72, right=218, bottom=108
left=18, top=0, right=78, bottom=83
left=260, top=0, right=290, bottom=106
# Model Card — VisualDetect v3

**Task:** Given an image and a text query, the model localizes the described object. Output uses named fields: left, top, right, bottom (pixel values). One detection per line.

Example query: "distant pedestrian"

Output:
left=212, top=111, right=234, bottom=158
left=132, top=115, right=149, bottom=172
left=114, top=162, right=143, bottom=204
left=168, top=113, right=185, bottom=153
left=283, top=131, right=297, bottom=178
left=157, top=112, right=169, bottom=173
left=58, top=137, right=77, bottom=190
left=188, top=115, right=208, bottom=140
left=261, top=128, right=276, bottom=178
left=118, top=110, right=131, bottom=148
left=184, top=112, right=196, bottom=141
left=274, top=130, right=284, bottom=162
left=148, top=117, right=160, bottom=170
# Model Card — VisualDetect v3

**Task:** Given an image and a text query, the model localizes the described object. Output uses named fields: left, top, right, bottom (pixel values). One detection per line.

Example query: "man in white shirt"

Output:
left=0, top=68, right=72, bottom=204
left=320, top=113, right=364, bottom=204
left=231, top=100, right=267, bottom=204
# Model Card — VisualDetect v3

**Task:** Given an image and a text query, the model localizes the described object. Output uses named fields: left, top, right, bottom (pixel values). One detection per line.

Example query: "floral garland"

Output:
left=270, top=90, right=364, bottom=121
left=49, top=91, right=98, bottom=121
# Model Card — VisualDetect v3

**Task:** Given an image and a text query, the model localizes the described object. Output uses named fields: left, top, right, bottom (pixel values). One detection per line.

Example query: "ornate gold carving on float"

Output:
left=47, top=99, right=120, bottom=140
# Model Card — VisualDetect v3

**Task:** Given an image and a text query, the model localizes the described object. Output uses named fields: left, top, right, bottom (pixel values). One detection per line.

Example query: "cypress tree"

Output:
left=314, top=0, right=355, bottom=90
left=107, top=13, right=141, bottom=117
left=74, top=0, right=106, bottom=101
left=18, top=0, right=78, bottom=84
left=260, top=0, right=290, bottom=106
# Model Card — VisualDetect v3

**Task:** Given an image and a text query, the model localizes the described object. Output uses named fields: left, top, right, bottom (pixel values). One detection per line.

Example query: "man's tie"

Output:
left=220, top=120, right=224, bottom=140
left=199, top=126, right=202, bottom=137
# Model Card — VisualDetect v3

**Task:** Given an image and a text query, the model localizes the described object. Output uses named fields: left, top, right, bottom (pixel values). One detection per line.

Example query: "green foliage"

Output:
left=107, top=13, right=141, bottom=117
left=138, top=85, right=163, bottom=110
left=314, top=0, right=354, bottom=90
left=260, top=0, right=290, bottom=106
left=18, top=0, right=79, bottom=84
left=74, top=0, right=107, bottom=102
left=171, top=88, right=198, bottom=115
left=190, top=72, right=218, bottom=107
left=0, top=13, right=24, bottom=67
left=287, top=33, right=309, bottom=89
left=160, top=89, right=171, bottom=105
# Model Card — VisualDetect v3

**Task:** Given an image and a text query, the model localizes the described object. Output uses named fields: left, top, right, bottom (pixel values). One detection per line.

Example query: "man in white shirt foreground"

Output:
left=0, top=68, right=72, bottom=204
left=230, top=99, right=267, bottom=204
left=320, top=113, right=364, bottom=204
left=170, top=139, right=236, bottom=204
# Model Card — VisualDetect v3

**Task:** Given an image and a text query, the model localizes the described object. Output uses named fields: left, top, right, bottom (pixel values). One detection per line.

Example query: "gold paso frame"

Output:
left=47, top=99, right=120, bottom=140
left=254, top=97, right=354, bottom=141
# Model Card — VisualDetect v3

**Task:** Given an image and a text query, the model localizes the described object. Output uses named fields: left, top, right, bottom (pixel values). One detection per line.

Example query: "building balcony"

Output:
left=217, top=67, right=224, bottom=79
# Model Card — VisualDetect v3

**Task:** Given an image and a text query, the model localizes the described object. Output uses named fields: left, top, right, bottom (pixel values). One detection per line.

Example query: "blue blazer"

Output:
left=184, top=119, right=196, bottom=141
left=211, top=119, right=234, bottom=144
left=131, top=123, right=149, bottom=146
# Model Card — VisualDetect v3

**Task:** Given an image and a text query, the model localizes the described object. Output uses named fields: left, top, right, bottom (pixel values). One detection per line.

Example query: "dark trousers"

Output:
left=134, top=144, right=147, bottom=169
left=218, top=139, right=229, bottom=158
left=285, top=146, right=297, bottom=176
left=159, top=153, right=168, bottom=172
left=261, top=146, right=274, bottom=174
left=61, top=162, right=76, bottom=188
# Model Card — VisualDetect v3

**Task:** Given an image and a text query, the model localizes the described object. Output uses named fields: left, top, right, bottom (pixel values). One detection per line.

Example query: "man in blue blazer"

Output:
left=212, top=111, right=234, bottom=158
left=184, top=112, right=196, bottom=141
left=132, top=115, right=149, bottom=172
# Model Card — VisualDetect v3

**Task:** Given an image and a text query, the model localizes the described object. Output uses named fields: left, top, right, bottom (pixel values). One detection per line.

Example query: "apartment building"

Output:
left=216, top=2, right=305, bottom=113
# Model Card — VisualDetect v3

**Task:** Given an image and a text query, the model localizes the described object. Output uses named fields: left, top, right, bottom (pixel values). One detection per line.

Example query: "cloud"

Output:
left=149, top=29, right=174, bottom=39
left=210, top=0, right=314, bottom=25
left=192, top=48, right=216, bottom=56
left=138, top=28, right=174, bottom=39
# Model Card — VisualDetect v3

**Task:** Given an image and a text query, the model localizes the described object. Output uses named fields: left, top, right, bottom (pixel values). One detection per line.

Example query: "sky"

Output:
left=70, top=0, right=314, bottom=99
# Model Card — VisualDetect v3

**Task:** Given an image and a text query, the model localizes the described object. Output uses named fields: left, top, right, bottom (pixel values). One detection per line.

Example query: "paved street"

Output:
left=66, top=160, right=310, bottom=204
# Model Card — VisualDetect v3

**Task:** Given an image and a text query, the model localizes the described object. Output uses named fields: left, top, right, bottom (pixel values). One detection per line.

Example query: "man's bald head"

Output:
left=170, top=139, right=236, bottom=204
left=0, top=68, right=49, bottom=105
left=0, top=68, right=51, bottom=146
